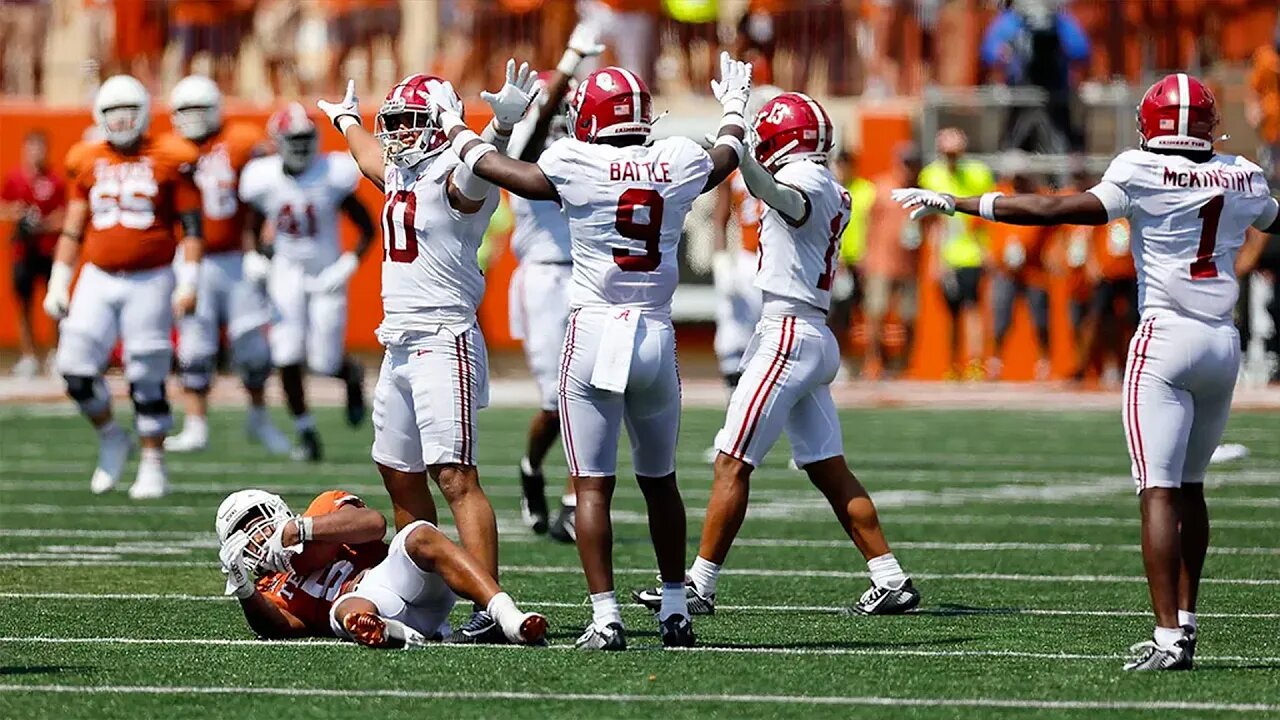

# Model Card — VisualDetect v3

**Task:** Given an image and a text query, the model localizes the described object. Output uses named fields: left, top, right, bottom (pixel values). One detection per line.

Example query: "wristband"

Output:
left=463, top=143, right=498, bottom=170
left=979, top=192, right=1003, bottom=222
left=714, top=135, right=745, bottom=162
left=297, top=516, right=314, bottom=543
left=556, top=49, right=583, bottom=76
left=439, top=111, right=468, bottom=136
left=335, top=115, right=361, bottom=134
left=453, top=128, right=482, bottom=149
left=175, top=261, right=199, bottom=290
left=719, top=112, right=747, bottom=131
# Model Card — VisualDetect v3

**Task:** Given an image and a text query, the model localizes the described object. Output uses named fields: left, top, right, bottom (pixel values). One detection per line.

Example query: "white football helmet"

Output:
left=268, top=103, right=318, bottom=174
left=170, top=75, right=223, bottom=141
left=215, top=489, right=293, bottom=573
left=94, top=75, right=151, bottom=149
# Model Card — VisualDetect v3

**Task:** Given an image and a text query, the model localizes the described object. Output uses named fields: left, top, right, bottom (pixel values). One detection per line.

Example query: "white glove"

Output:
left=318, top=79, right=362, bottom=133
left=257, top=516, right=304, bottom=576
left=557, top=22, right=606, bottom=75
left=427, top=80, right=468, bottom=136
left=711, top=52, right=753, bottom=118
left=307, top=252, right=359, bottom=295
left=480, top=59, right=541, bottom=130
left=219, top=532, right=256, bottom=599
left=242, top=250, right=272, bottom=285
left=43, top=261, right=73, bottom=320
left=891, top=188, right=956, bottom=221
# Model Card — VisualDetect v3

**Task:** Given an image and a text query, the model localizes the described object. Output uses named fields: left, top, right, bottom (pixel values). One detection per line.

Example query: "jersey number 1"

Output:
left=383, top=190, right=418, bottom=263
left=613, top=189, right=664, bottom=272
left=1189, top=195, right=1223, bottom=280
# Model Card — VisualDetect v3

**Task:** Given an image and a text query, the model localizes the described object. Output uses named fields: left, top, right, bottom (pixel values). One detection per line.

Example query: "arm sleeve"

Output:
left=1252, top=197, right=1280, bottom=231
left=738, top=154, right=808, bottom=222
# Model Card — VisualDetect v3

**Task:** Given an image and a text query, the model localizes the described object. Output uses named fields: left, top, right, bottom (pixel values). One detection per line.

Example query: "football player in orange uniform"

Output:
left=165, top=75, right=291, bottom=456
left=45, top=75, right=204, bottom=499
left=216, top=488, right=548, bottom=647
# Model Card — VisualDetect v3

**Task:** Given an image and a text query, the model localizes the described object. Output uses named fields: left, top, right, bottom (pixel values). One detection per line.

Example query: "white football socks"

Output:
left=867, top=553, right=908, bottom=589
left=1153, top=625, right=1186, bottom=648
left=139, top=446, right=163, bottom=465
left=689, top=556, right=721, bottom=597
left=659, top=582, right=687, bottom=621
left=486, top=592, right=523, bottom=641
left=520, top=456, right=538, bottom=476
left=589, top=590, right=622, bottom=630
left=1178, top=610, right=1197, bottom=630
left=561, top=492, right=577, bottom=508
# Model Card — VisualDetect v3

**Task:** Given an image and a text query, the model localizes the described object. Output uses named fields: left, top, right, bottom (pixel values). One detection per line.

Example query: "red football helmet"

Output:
left=376, top=74, right=461, bottom=167
left=567, top=66, right=652, bottom=143
left=267, top=102, right=317, bottom=173
left=1137, top=73, right=1219, bottom=153
left=752, top=92, right=835, bottom=171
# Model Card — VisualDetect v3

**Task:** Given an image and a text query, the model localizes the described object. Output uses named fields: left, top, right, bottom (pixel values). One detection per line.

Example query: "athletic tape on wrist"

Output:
left=335, top=115, right=360, bottom=134
left=297, top=516, right=314, bottom=543
left=979, top=192, right=1004, bottom=221
left=714, top=135, right=745, bottom=162
left=453, top=128, right=481, bottom=149
left=463, top=143, right=498, bottom=170
left=175, top=261, right=199, bottom=289
left=556, top=49, right=582, bottom=76
left=719, top=112, right=746, bottom=131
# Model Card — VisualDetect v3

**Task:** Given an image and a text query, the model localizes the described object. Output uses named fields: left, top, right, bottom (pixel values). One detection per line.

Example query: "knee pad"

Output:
left=129, top=381, right=172, bottom=438
left=178, top=356, right=215, bottom=392
left=63, top=375, right=110, bottom=417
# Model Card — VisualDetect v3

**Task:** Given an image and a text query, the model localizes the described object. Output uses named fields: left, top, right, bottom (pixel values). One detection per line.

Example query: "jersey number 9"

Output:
left=613, top=188, right=664, bottom=272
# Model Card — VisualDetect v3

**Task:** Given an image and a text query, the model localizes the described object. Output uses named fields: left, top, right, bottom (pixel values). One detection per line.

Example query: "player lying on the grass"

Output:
left=893, top=73, right=1280, bottom=671
left=635, top=92, right=920, bottom=618
left=425, top=52, right=752, bottom=651
left=215, top=489, right=547, bottom=647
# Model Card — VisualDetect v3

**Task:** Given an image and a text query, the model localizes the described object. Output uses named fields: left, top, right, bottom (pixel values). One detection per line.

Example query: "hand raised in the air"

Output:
left=481, top=59, right=541, bottom=130
left=426, top=80, right=466, bottom=135
left=317, top=79, right=361, bottom=132
left=891, top=188, right=956, bottom=221
left=711, top=51, right=753, bottom=118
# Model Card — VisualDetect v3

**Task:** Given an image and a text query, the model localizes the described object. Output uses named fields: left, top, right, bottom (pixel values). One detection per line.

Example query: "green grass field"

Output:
left=2, top=403, right=1279, bottom=719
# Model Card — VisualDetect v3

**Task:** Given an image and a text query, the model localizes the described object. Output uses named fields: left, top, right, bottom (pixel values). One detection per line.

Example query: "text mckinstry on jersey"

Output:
left=1161, top=166, right=1262, bottom=192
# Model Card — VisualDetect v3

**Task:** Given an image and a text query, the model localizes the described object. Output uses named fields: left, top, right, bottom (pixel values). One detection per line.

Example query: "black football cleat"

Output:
left=445, top=610, right=509, bottom=645
left=292, top=428, right=323, bottom=462
left=854, top=579, right=920, bottom=615
left=575, top=622, right=626, bottom=651
left=659, top=614, right=695, bottom=648
left=342, top=360, right=366, bottom=427
left=1123, top=634, right=1194, bottom=671
left=632, top=579, right=715, bottom=616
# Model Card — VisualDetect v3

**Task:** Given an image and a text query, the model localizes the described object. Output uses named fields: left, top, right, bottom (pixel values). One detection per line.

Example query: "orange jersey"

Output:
left=255, top=490, right=388, bottom=636
left=66, top=134, right=201, bottom=272
left=1060, top=223, right=1094, bottom=302
left=988, top=221, right=1051, bottom=287
left=1091, top=218, right=1137, bottom=282
left=190, top=122, right=266, bottom=254
left=729, top=171, right=763, bottom=254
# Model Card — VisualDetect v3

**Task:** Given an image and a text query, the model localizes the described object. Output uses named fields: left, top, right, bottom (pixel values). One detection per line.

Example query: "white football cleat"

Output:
left=164, top=424, right=208, bottom=453
left=10, top=354, right=39, bottom=379
left=1209, top=443, right=1249, bottom=464
left=247, top=415, right=292, bottom=456
left=90, top=426, right=133, bottom=494
left=129, top=455, right=169, bottom=499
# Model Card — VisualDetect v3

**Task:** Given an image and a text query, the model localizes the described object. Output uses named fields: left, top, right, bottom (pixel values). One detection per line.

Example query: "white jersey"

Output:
left=754, top=161, right=852, bottom=314
left=1089, top=149, right=1279, bottom=325
left=538, top=136, right=713, bottom=313
left=510, top=194, right=572, bottom=264
left=378, top=149, right=498, bottom=335
left=239, top=153, right=358, bottom=271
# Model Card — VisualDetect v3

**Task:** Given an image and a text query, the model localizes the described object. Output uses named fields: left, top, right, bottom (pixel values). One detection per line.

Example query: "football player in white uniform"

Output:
left=429, top=53, right=752, bottom=650
left=507, top=26, right=604, bottom=543
left=894, top=73, right=1280, bottom=671
left=239, top=104, right=376, bottom=462
left=316, top=65, right=535, bottom=643
left=215, top=488, right=547, bottom=648
left=636, top=92, right=920, bottom=619
left=165, top=75, right=290, bottom=456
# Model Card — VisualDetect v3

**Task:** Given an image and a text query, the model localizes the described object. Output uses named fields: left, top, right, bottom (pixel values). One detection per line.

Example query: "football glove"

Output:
left=891, top=188, right=956, bottom=221
left=306, top=251, right=359, bottom=295
left=481, top=59, right=541, bottom=130
left=219, top=532, right=256, bottom=599
left=42, top=261, right=74, bottom=320
left=711, top=52, right=753, bottom=118
left=427, top=80, right=468, bottom=136
left=258, top=516, right=304, bottom=575
left=242, top=249, right=272, bottom=285
left=557, top=22, right=606, bottom=75
left=317, top=79, right=362, bottom=133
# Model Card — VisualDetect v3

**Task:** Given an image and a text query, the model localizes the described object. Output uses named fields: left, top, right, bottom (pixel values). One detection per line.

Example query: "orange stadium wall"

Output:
left=2, top=104, right=1075, bottom=379
left=0, top=103, right=512, bottom=355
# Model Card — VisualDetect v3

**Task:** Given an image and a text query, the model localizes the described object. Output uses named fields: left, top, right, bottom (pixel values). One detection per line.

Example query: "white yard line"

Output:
left=0, top=683, right=1276, bottom=713
left=6, top=592, right=1280, bottom=620
left=0, top=640, right=1277, bottom=667
left=1, top=559, right=1277, bottom=585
